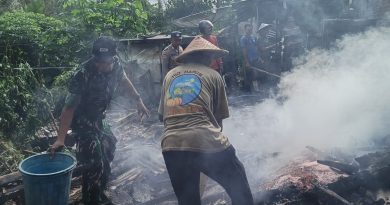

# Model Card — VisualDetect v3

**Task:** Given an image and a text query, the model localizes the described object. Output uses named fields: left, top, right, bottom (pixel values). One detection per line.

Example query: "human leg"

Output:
left=76, top=134, right=104, bottom=205
left=199, top=146, right=254, bottom=205
left=163, top=151, right=201, bottom=205
left=100, top=132, right=117, bottom=190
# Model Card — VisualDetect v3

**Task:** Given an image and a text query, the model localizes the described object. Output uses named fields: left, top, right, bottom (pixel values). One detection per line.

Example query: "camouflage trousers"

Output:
left=75, top=130, right=117, bottom=205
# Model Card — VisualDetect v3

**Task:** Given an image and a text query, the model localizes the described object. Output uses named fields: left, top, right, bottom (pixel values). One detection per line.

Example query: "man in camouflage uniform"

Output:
left=51, top=36, right=150, bottom=205
left=161, top=31, right=183, bottom=81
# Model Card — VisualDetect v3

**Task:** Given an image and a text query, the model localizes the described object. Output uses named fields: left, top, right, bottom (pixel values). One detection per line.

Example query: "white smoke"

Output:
left=224, top=26, right=390, bottom=181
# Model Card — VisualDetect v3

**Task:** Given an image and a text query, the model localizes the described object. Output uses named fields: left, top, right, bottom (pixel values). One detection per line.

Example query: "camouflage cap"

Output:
left=92, top=36, right=117, bottom=61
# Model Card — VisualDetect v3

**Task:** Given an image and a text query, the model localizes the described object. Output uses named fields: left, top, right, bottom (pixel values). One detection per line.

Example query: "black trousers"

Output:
left=163, top=146, right=254, bottom=205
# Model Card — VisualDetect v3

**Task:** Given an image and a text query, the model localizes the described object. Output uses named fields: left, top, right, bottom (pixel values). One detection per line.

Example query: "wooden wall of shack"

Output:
left=117, top=36, right=195, bottom=105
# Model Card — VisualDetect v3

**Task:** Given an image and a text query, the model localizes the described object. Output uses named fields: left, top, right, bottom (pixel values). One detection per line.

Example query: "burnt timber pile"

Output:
left=1, top=95, right=390, bottom=205
left=256, top=147, right=390, bottom=205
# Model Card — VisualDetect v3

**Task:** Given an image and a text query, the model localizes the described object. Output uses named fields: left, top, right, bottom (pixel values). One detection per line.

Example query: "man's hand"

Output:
left=50, top=140, right=65, bottom=154
left=137, top=99, right=150, bottom=122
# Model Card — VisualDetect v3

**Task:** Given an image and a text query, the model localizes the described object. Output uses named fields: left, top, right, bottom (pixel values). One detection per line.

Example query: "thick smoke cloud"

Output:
left=224, top=26, right=390, bottom=182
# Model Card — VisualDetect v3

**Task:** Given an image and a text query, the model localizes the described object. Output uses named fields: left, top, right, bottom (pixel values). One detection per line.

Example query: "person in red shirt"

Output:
left=199, top=20, right=223, bottom=74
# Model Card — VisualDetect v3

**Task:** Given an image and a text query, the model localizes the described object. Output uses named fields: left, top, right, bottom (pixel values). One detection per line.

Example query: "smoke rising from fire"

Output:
left=224, top=26, right=390, bottom=181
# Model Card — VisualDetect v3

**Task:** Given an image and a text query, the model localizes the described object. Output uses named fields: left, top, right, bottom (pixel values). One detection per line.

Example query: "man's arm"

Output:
left=121, top=74, right=150, bottom=118
left=53, top=107, right=75, bottom=145
left=213, top=75, right=230, bottom=131
left=51, top=94, right=80, bottom=153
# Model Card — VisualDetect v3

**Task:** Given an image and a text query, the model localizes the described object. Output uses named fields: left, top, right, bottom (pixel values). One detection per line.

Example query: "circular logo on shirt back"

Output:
left=167, top=74, right=201, bottom=107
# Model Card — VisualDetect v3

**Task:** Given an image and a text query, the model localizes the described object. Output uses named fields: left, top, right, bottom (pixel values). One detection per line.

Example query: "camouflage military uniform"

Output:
left=161, top=44, right=183, bottom=78
left=67, top=57, right=124, bottom=204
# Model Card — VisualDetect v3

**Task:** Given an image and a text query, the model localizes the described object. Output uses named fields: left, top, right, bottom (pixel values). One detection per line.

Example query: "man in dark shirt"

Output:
left=240, top=23, right=261, bottom=90
left=240, top=24, right=260, bottom=68
left=51, top=36, right=150, bottom=205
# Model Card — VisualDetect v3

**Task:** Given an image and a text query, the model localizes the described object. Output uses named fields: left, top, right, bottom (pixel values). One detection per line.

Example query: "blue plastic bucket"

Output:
left=18, top=153, right=76, bottom=205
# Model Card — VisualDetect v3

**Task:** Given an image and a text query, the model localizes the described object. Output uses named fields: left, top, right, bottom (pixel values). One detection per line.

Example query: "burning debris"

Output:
left=253, top=146, right=390, bottom=205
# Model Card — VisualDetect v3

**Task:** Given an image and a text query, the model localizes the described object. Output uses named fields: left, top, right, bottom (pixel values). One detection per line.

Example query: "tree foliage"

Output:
left=0, top=63, right=53, bottom=142
left=0, top=11, right=84, bottom=68
left=0, top=12, right=80, bottom=164
left=62, top=0, right=149, bottom=37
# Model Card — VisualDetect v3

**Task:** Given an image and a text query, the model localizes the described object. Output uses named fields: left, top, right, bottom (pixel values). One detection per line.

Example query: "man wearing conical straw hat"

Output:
left=158, top=36, right=254, bottom=205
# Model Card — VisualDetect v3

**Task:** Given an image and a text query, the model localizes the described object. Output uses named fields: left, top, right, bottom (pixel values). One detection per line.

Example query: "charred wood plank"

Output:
left=327, top=170, right=370, bottom=195
left=137, top=192, right=176, bottom=205
left=109, top=168, right=142, bottom=188
left=306, top=146, right=337, bottom=161
left=326, top=165, right=390, bottom=203
left=317, top=160, right=358, bottom=175
left=0, top=184, right=24, bottom=204
left=354, top=151, right=390, bottom=169
left=314, top=184, right=353, bottom=205
left=114, top=112, right=137, bottom=125
left=0, top=172, right=22, bottom=187
left=22, top=150, right=38, bottom=156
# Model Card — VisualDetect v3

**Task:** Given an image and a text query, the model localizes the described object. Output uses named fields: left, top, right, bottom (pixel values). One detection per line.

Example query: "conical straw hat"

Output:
left=175, top=36, right=229, bottom=63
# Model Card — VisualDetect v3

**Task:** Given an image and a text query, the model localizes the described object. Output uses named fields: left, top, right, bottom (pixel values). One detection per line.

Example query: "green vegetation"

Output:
left=0, top=11, right=83, bottom=68
left=0, top=141, right=24, bottom=173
